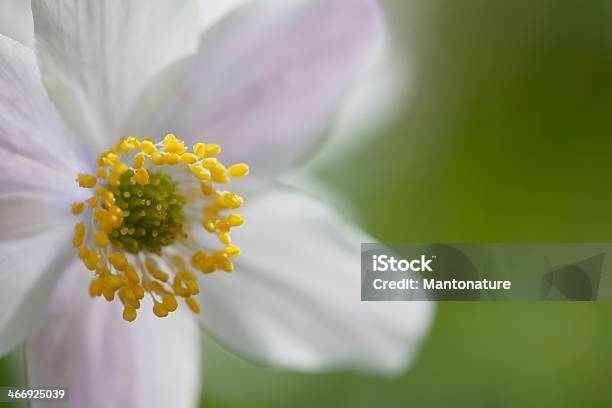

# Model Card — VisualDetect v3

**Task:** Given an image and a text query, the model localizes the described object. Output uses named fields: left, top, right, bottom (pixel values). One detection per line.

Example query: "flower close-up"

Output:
left=0, top=0, right=433, bottom=407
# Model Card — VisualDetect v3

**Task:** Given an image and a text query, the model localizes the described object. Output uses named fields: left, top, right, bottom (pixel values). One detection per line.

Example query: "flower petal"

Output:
left=27, top=264, right=202, bottom=408
left=0, top=194, right=72, bottom=241
left=32, top=0, right=201, bottom=149
left=0, top=224, right=73, bottom=356
left=0, top=0, right=34, bottom=47
left=0, top=35, right=86, bottom=195
left=159, top=0, right=383, bottom=177
left=197, top=0, right=250, bottom=31
left=195, top=187, right=434, bottom=375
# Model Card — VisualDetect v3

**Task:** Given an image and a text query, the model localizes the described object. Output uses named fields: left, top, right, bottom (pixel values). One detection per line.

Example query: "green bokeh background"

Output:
left=3, top=0, right=612, bottom=406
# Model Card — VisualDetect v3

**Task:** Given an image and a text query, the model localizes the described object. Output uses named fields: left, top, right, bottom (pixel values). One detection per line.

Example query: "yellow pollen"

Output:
left=212, top=173, right=230, bottom=184
left=71, top=134, right=248, bottom=322
left=134, top=152, right=146, bottom=169
left=151, top=153, right=164, bottom=165
left=86, top=197, right=98, bottom=208
left=93, top=231, right=110, bottom=248
left=123, top=307, right=137, bottom=322
left=140, top=140, right=157, bottom=155
left=71, top=202, right=84, bottom=215
left=153, top=302, right=169, bottom=318
left=96, top=167, right=107, bottom=180
left=162, top=294, right=178, bottom=312
left=109, top=252, right=129, bottom=271
left=164, top=140, right=187, bottom=155
left=225, top=245, right=240, bottom=257
left=193, top=143, right=206, bottom=158
left=228, top=163, right=250, bottom=178
left=134, top=168, right=149, bottom=185
left=180, top=153, right=198, bottom=164
left=72, top=222, right=86, bottom=247
left=78, top=245, right=90, bottom=260
left=163, top=152, right=181, bottom=165
left=227, top=214, right=245, bottom=227
left=89, top=279, right=104, bottom=297
left=77, top=174, right=97, bottom=188
left=185, top=297, right=201, bottom=314
left=204, top=144, right=221, bottom=157
left=125, top=266, right=140, bottom=284
left=218, top=232, right=231, bottom=245
left=221, top=192, right=244, bottom=209
left=190, top=165, right=211, bottom=181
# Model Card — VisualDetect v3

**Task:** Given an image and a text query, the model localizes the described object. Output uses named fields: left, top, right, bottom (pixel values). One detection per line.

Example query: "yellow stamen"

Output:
left=225, top=245, right=240, bottom=257
left=153, top=302, right=169, bottom=318
left=162, top=294, right=178, bottom=312
left=109, top=253, right=128, bottom=271
left=140, top=140, right=157, bottom=155
left=180, top=153, right=198, bottom=164
left=185, top=297, right=201, bottom=314
left=164, top=140, right=187, bottom=155
left=227, top=214, right=245, bottom=227
left=86, top=197, right=98, bottom=208
left=193, top=143, right=206, bottom=158
left=221, top=192, right=244, bottom=209
left=89, top=278, right=104, bottom=297
left=190, top=165, right=211, bottom=181
left=151, top=153, right=164, bottom=165
left=96, top=167, right=107, bottom=180
left=77, top=174, right=97, bottom=188
left=71, top=202, right=84, bottom=215
left=125, top=266, right=140, bottom=284
left=133, top=152, right=146, bottom=169
left=72, top=222, right=85, bottom=247
left=204, top=144, right=221, bottom=157
left=228, top=163, right=250, bottom=178
left=134, top=168, right=149, bottom=185
left=93, top=231, right=109, bottom=248
left=123, top=307, right=137, bottom=322
left=72, top=134, right=247, bottom=322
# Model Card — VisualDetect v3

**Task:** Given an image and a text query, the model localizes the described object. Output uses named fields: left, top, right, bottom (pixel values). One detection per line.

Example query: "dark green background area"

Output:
left=3, top=0, right=612, bottom=406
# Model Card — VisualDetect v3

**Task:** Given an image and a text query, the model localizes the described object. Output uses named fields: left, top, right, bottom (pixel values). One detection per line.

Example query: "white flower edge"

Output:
left=193, top=185, right=435, bottom=375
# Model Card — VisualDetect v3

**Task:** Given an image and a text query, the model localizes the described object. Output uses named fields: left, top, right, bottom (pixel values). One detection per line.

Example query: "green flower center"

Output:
left=106, top=170, right=186, bottom=254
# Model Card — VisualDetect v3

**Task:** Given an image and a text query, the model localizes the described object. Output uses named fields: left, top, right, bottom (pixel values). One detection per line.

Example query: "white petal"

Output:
left=159, top=0, right=383, bottom=177
left=0, top=224, right=73, bottom=356
left=0, top=35, right=88, bottom=352
left=27, top=265, right=202, bottom=408
left=197, top=0, right=250, bottom=31
left=195, top=187, right=434, bottom=375
left=303, top=36, right=412, bottom=168
left=0, top=0, right=34, bottom=47
left=0, top=35, right=87, bottom=196
left=32, top=0, right=201, bottom=149
left=0, top=194, right=72, bottom=241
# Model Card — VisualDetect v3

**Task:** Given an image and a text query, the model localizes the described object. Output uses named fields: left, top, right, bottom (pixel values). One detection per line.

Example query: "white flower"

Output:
left=0, top=0, right=434, bottom=407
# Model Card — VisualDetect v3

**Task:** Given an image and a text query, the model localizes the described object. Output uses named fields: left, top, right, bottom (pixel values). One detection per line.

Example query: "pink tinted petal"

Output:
left=27, top=265, right=202, bottom=408
left=0, top=35, right=86, bottom=196
left=160, top=0, right=383, bottom=177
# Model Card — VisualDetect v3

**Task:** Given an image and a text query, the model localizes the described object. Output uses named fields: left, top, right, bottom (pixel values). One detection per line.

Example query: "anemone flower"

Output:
left=0, top=0, right=433, bottom=406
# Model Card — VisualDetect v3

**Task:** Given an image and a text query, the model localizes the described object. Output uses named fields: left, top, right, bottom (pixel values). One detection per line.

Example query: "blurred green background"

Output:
left=3, top=0, right=612, bottom=406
